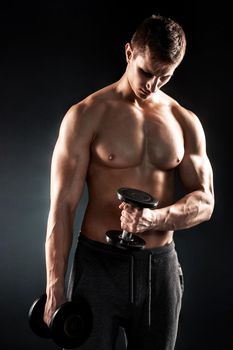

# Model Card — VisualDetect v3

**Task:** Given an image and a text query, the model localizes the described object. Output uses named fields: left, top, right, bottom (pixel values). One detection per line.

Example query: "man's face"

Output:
left=127, top=45, right=178, bottom=100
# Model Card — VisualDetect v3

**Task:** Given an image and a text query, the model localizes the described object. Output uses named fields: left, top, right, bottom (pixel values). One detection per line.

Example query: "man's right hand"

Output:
left=43, top=293, right=66, bottom=326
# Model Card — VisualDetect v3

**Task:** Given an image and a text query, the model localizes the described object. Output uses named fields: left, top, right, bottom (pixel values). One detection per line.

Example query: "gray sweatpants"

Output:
left=65, top=233, right=184, bottom=350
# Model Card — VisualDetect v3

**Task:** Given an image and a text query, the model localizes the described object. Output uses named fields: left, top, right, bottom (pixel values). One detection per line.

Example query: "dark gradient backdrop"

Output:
left=1, top=1, right=232, bottom=349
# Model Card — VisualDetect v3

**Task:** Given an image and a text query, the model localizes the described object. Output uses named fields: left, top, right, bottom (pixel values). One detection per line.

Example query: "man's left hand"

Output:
left=119, top=202, right=155, bottom=233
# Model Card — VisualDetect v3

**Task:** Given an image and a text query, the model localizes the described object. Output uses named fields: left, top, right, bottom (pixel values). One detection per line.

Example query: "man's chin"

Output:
left=137, top=89, right=151, bottom=99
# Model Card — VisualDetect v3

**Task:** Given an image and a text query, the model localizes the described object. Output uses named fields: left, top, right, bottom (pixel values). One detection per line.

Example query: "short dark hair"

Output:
left=130, top=15, right=186, bottom=64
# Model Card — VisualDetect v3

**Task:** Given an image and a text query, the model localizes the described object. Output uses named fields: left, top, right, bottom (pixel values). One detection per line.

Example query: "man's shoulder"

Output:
left=61, top=83, right=117, bottom=135
left=68, top=83, right=117, bottom=118
left=159, top=90, right=204, bottom=139
left=159, top=90, right=196, bottom=119
left=161, top=93, right=201, bottom=132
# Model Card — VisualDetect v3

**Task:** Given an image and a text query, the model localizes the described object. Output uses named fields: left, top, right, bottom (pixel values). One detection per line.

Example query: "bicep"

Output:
left=50, top=142, right=90, bottom=212
left=178, top=112, right=214, bottom=195
left=178, top=153, right=214, bottom=195
left=49, top=107, right=92, bottom=212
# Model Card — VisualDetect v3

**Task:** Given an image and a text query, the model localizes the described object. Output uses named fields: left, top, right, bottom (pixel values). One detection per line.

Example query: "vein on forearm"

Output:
left=158, top=190, right=213, bottom=231
left=45, top=206, right=74, bottom=290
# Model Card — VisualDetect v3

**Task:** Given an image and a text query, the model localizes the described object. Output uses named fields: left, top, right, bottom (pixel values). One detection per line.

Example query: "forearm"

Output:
left=153, top=190, right=214, bottom=231
left=45, top=205, right=74, bottom=298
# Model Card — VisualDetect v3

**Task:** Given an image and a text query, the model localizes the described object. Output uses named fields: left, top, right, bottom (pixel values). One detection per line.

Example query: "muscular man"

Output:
left=44, top=15, right=214, bottom=350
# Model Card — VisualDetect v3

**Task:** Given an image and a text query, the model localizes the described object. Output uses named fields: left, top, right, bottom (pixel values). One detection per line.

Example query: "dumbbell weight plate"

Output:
left=106, top=230, right=146, bottom=250
left=117, top=188, right=158, bottom=209
left=50, top=296, right=93, bottom=349
left=28, top=294, right=50, bottom=338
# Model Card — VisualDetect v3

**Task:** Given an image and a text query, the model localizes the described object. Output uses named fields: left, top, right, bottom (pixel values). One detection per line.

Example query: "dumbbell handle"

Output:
left=118, top=188, right=158, bottom=242
left=121, top=230, right=132, bottom=241
left=120, top=200, right=143, bottom=241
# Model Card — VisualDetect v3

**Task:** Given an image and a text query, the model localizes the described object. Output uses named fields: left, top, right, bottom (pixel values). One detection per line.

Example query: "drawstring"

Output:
left=148, top=252, right=152, bottom=329
left=129, top=254, right=134, bottom=303
left=129, top=252, right=152, bottom=329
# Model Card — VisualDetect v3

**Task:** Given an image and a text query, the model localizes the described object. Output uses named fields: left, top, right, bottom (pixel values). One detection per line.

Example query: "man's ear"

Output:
left=125, top=43, right=133, bottom=63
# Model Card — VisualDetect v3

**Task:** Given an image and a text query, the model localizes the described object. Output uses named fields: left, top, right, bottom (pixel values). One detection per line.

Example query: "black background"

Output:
left=0, top=1, right=232, bottom=349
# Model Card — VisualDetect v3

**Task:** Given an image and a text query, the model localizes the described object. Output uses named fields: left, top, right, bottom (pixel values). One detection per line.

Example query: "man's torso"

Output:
left=78, top=84, right=185, bottom=247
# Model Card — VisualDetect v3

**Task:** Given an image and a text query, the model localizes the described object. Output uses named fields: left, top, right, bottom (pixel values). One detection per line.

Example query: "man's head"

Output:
left=125, top=15, right=186, bottom=99
left=130, top=14, right=186, bottom=65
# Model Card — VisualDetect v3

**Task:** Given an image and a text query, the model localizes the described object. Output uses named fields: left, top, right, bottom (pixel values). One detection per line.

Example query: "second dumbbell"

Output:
left=28, top=293, right=93, bottom=349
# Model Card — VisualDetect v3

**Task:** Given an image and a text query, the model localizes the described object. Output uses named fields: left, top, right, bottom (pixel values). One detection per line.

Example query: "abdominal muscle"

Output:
left=80, top=161, right=175, bottom=248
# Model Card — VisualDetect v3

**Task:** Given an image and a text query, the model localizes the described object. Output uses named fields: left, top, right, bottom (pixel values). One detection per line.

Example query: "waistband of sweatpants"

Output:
left=78, top=232, right=175, bottom=258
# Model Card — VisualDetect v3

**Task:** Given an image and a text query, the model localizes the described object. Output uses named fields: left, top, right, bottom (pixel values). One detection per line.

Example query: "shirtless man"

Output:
left=44, top=15, right=214, bottom=350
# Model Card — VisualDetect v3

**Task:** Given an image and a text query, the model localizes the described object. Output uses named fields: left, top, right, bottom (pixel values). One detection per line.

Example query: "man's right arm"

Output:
left=43, top=103, right=95, bottom=325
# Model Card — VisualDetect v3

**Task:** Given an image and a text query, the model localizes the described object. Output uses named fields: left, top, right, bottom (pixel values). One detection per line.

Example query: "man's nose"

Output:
left=146, top=77, right=159, bottom=92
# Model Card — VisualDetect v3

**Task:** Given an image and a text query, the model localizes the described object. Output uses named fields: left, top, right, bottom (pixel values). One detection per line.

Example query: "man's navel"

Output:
left=108, top=153, right=115, bottom=161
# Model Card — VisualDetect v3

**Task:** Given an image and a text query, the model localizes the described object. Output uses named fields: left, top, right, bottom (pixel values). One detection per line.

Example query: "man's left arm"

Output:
left=120, top=111, right=215, bottom=233
left=150, top=112, right=215, bottom=231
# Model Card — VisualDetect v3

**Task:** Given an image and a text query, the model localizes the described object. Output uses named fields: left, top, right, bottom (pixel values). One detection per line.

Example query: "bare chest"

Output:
left=91, top=106, right=184, bottom=170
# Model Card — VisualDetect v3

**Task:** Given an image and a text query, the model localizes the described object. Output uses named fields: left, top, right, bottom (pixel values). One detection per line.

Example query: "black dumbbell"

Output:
left=28, top=293, right=92, bottom=349
left=106, top=187, right=158, bottom=250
